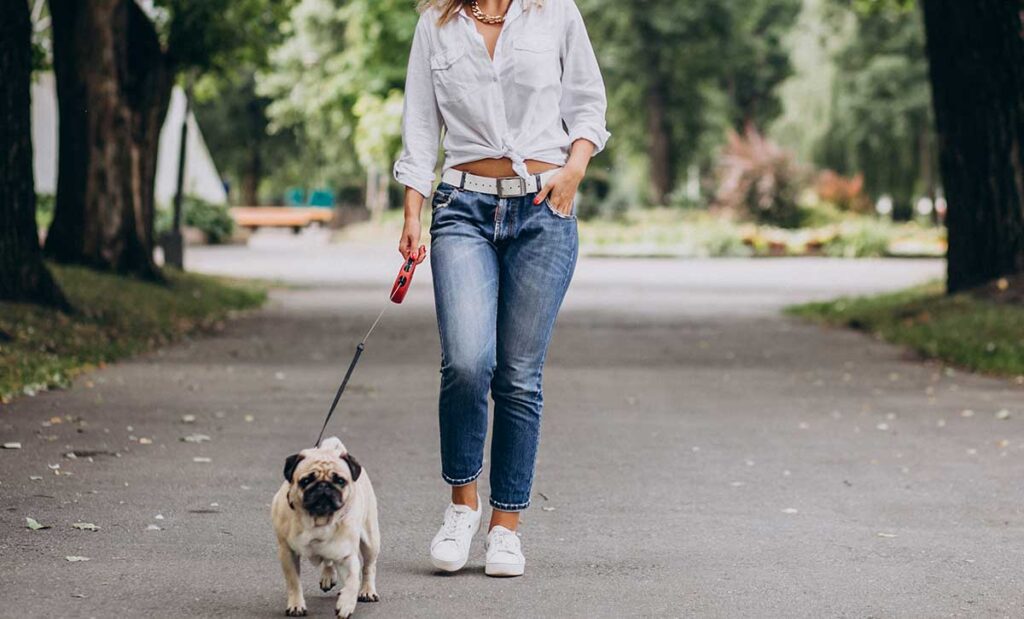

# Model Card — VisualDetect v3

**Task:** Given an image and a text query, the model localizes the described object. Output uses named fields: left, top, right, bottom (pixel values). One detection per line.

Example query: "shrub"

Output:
left=823, top=220, right=892, bottom=257
left=815, top=170, right=872, bottom=213
left=713, top=126, right=808, bottom=229
left=157, top=197, right=235, bottom=244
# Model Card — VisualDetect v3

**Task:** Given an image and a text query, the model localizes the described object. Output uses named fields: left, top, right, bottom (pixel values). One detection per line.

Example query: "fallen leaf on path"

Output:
left=181, top=414, right=197, bottom=424
left=961, top=409, right=975, bottom=418
left=995, top=409, right=1011, bottom=420
left=146, top=524, right=162, bottom=531
left=781, top=508, right=799, bottom=514
left=2, top=442, right=21, bottom=449
left=877, top=532, right=897, bottom=538
left=138, top=438, right=152, bottom=445
left=154, top=514, right=164, bottom=520
left=181, top=434, right=211, bottom=443
left=65, top=556, right=90, bottom=562
left=26, top=517, right=50, bottom=530
left=29, top=476, right=42, bottom=481
left=243, top=415, right=254, bottom=422
left=193, top=457, right=212, bottom=463
left=47, top=463, right=60, bottom=470
left=72, top=522, right=99, bottom=532
left=541, top=506, right=556, bottom=512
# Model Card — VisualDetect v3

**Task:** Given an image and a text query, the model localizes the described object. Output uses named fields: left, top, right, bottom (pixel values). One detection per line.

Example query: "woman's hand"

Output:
left=399, top=187, right=428, bottom=263
left=534, top=164, right=584, bottom=216
left=534, top=139, right=596, bottom=216
left=399, top=216, right=427, bottom=263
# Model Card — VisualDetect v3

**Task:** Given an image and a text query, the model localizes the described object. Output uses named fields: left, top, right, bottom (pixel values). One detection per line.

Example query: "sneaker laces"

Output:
left=489, top=529, right=520, bottom=555
left=440, top=507, right=471, bottom=541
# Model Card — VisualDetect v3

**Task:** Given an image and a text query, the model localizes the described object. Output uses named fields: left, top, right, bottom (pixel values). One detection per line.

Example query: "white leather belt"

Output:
left=440, top=168, right=560, bottom=198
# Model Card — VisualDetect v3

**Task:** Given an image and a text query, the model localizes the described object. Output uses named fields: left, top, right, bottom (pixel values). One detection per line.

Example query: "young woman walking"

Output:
left=394, top=0, right=609, bottom=577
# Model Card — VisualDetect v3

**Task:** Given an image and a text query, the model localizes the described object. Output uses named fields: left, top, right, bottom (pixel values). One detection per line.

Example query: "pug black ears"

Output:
left=342, top=453, right=362, bottom=481
left=283, top=453, right=304, bottom=482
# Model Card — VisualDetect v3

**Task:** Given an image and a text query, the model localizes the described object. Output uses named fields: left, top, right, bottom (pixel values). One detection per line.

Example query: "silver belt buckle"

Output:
left=496, top=177, right=527, bottom=198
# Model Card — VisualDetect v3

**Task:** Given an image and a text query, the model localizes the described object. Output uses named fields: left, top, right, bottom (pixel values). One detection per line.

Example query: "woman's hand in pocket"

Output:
left=534, top=164, right=584, bottom=216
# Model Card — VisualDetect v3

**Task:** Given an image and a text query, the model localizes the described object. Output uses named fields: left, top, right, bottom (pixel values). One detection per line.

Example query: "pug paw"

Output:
left=357, top=591, right=380, bottom=603
left=320, top=575, right=337, bottom=592
left=285, top=606, right=307, bottom=617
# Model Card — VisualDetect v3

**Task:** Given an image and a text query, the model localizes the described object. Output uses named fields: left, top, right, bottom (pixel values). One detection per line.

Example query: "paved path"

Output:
left=2, top=239, right=1022, bottom=618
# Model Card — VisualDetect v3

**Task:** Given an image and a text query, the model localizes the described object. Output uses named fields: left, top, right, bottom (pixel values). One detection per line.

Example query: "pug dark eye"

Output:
left=332, top=474, right=347, bottom=486
left=299, top=474, right=316, bottom=488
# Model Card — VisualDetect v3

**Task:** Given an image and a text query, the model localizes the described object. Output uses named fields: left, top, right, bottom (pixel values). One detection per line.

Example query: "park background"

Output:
left=1, top=1, right=1023, bottom=617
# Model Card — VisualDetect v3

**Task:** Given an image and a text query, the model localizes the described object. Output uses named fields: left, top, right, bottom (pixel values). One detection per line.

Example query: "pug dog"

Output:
left=272, top=437, right=380, bottom=618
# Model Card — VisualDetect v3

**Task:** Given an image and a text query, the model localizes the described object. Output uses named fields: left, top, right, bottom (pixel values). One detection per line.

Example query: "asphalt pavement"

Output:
left=2, top=238, right=1021, bottom=618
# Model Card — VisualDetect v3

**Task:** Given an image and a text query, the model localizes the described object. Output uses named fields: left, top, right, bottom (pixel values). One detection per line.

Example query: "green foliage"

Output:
left=788, top=282, right=1024, bottom=376
left=257, top=0, right=418, bottom=187
left=156, top=197, right=236, bottom=244
left=0, top=265, right=266, bottom=402
left=821, top=219, right=892, bottom=257
left=193, top=73, right=299, bottom=203
left=584, top=0, right=800, bottom=200
left=774, top=0, right=934, bottom=214
left=156, top=0, right=296, bottom=75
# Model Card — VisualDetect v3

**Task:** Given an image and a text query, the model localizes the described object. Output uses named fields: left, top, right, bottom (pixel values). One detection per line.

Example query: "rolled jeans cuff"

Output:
left=442, top=466, right=482, bottom=487
left=489, top=497, right=531, bottom=512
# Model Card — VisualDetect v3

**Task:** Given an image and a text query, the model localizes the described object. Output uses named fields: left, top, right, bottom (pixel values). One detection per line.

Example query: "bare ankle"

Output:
left=489, top=509, right=519, bottom=532
left=451, top=483, right=479, bottom=510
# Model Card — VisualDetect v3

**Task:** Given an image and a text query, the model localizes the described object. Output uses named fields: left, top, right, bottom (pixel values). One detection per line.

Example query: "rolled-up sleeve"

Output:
left=393, top=16, right=442, bottom=199
left=560, top=2, right=610, bottom=155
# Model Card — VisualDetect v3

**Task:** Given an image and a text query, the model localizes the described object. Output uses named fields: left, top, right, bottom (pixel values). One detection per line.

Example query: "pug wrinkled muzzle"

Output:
left=303, top=481, right=344, bottom=516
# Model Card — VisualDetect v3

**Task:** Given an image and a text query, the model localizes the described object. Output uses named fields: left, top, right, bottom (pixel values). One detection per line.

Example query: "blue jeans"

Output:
left=429, top=181, right=578, bottom=511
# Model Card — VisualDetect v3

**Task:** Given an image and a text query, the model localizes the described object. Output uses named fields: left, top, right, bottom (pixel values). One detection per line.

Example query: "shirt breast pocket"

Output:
left=512, top=35, right=560, bottom=90
left=431, top=48, right=473, bottom=104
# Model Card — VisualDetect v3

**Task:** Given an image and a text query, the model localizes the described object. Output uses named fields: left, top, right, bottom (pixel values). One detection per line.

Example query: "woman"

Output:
left=393, top=0, right=608, bottom=577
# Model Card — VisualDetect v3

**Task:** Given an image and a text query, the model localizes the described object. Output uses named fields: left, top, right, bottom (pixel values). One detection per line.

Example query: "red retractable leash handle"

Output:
left=390, top=245, right=427, bottom=304
left=314, top=245, right=427, bottom=447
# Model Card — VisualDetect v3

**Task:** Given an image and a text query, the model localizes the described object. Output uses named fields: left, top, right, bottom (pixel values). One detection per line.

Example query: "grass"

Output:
left=788, top=281, right=1024, bottom=376
left=0, top=265, right=267, bottom=403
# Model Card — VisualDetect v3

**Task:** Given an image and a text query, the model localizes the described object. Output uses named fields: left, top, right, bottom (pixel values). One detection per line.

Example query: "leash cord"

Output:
left=314, top=271, right=406, bottom=447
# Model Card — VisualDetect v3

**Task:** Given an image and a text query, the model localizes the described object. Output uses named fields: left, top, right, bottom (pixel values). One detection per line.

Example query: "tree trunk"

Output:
left=46, top=0, right=170, bottom=280
left=241, top=152, right=261, bottom=206
left=0, top=0, right=69, bottom=309
left=646, top=84, right=674, bottom=205
left=920, top=0, right=1024, bottom=293
left=44, top=0, right=88, bottom=264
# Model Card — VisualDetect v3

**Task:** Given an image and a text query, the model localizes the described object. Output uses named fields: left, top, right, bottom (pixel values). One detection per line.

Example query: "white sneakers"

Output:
left=484, top=526, right=525, bottom=577
left=429, top=498, right=525, bottom=577
left=430, top=499, right=482, bottom=572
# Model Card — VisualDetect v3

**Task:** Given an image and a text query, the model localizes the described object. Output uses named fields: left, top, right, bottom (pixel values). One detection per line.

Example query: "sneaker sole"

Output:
left=431, top=555, right=469, bottom=572
left=485, top=562, right=525, bottom=577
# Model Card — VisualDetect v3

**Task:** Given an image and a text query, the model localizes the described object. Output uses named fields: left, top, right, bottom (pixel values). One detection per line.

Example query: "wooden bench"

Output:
left=229, top=207, right=334, bottom=233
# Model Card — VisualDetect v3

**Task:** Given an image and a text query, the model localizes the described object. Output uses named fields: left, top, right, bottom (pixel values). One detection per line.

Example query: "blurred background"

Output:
left=22, top=0, right=949, bottom=262
left=1, top=0, right=1022, bottom=395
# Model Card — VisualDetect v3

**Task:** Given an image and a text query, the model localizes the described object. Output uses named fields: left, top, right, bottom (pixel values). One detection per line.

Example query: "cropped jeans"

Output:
left=429, top=181, right=578, bottom=511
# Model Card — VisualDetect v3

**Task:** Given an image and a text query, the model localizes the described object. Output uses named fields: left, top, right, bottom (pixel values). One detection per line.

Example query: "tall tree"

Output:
left=814, top=1, right=935, bottom=215
left=45, top=0, right=291, bottom=278
left=0, top=0, right=68, bottom=309
left=920, top=0, right=1024, bottom=292
left=45, top=0, right=170, bottom=279
left=585, top=0, right=798, bottom=205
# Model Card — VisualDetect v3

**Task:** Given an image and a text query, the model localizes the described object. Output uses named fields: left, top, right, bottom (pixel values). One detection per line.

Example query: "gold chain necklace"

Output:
left=469, top=0, right=507, bottom=24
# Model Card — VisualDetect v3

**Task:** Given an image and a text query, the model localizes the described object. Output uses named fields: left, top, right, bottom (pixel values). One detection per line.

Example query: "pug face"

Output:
left=284, top=445, right=362, bottom=518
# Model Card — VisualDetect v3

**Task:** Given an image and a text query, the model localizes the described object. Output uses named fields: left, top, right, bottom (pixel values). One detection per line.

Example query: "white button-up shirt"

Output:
left=393, top=0, right=610, bottom=198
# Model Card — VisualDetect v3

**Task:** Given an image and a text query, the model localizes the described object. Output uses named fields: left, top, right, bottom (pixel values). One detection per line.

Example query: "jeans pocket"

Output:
left=544, top=198, right=576, bottom=220
left=432, top=184, right=460, bottom=211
